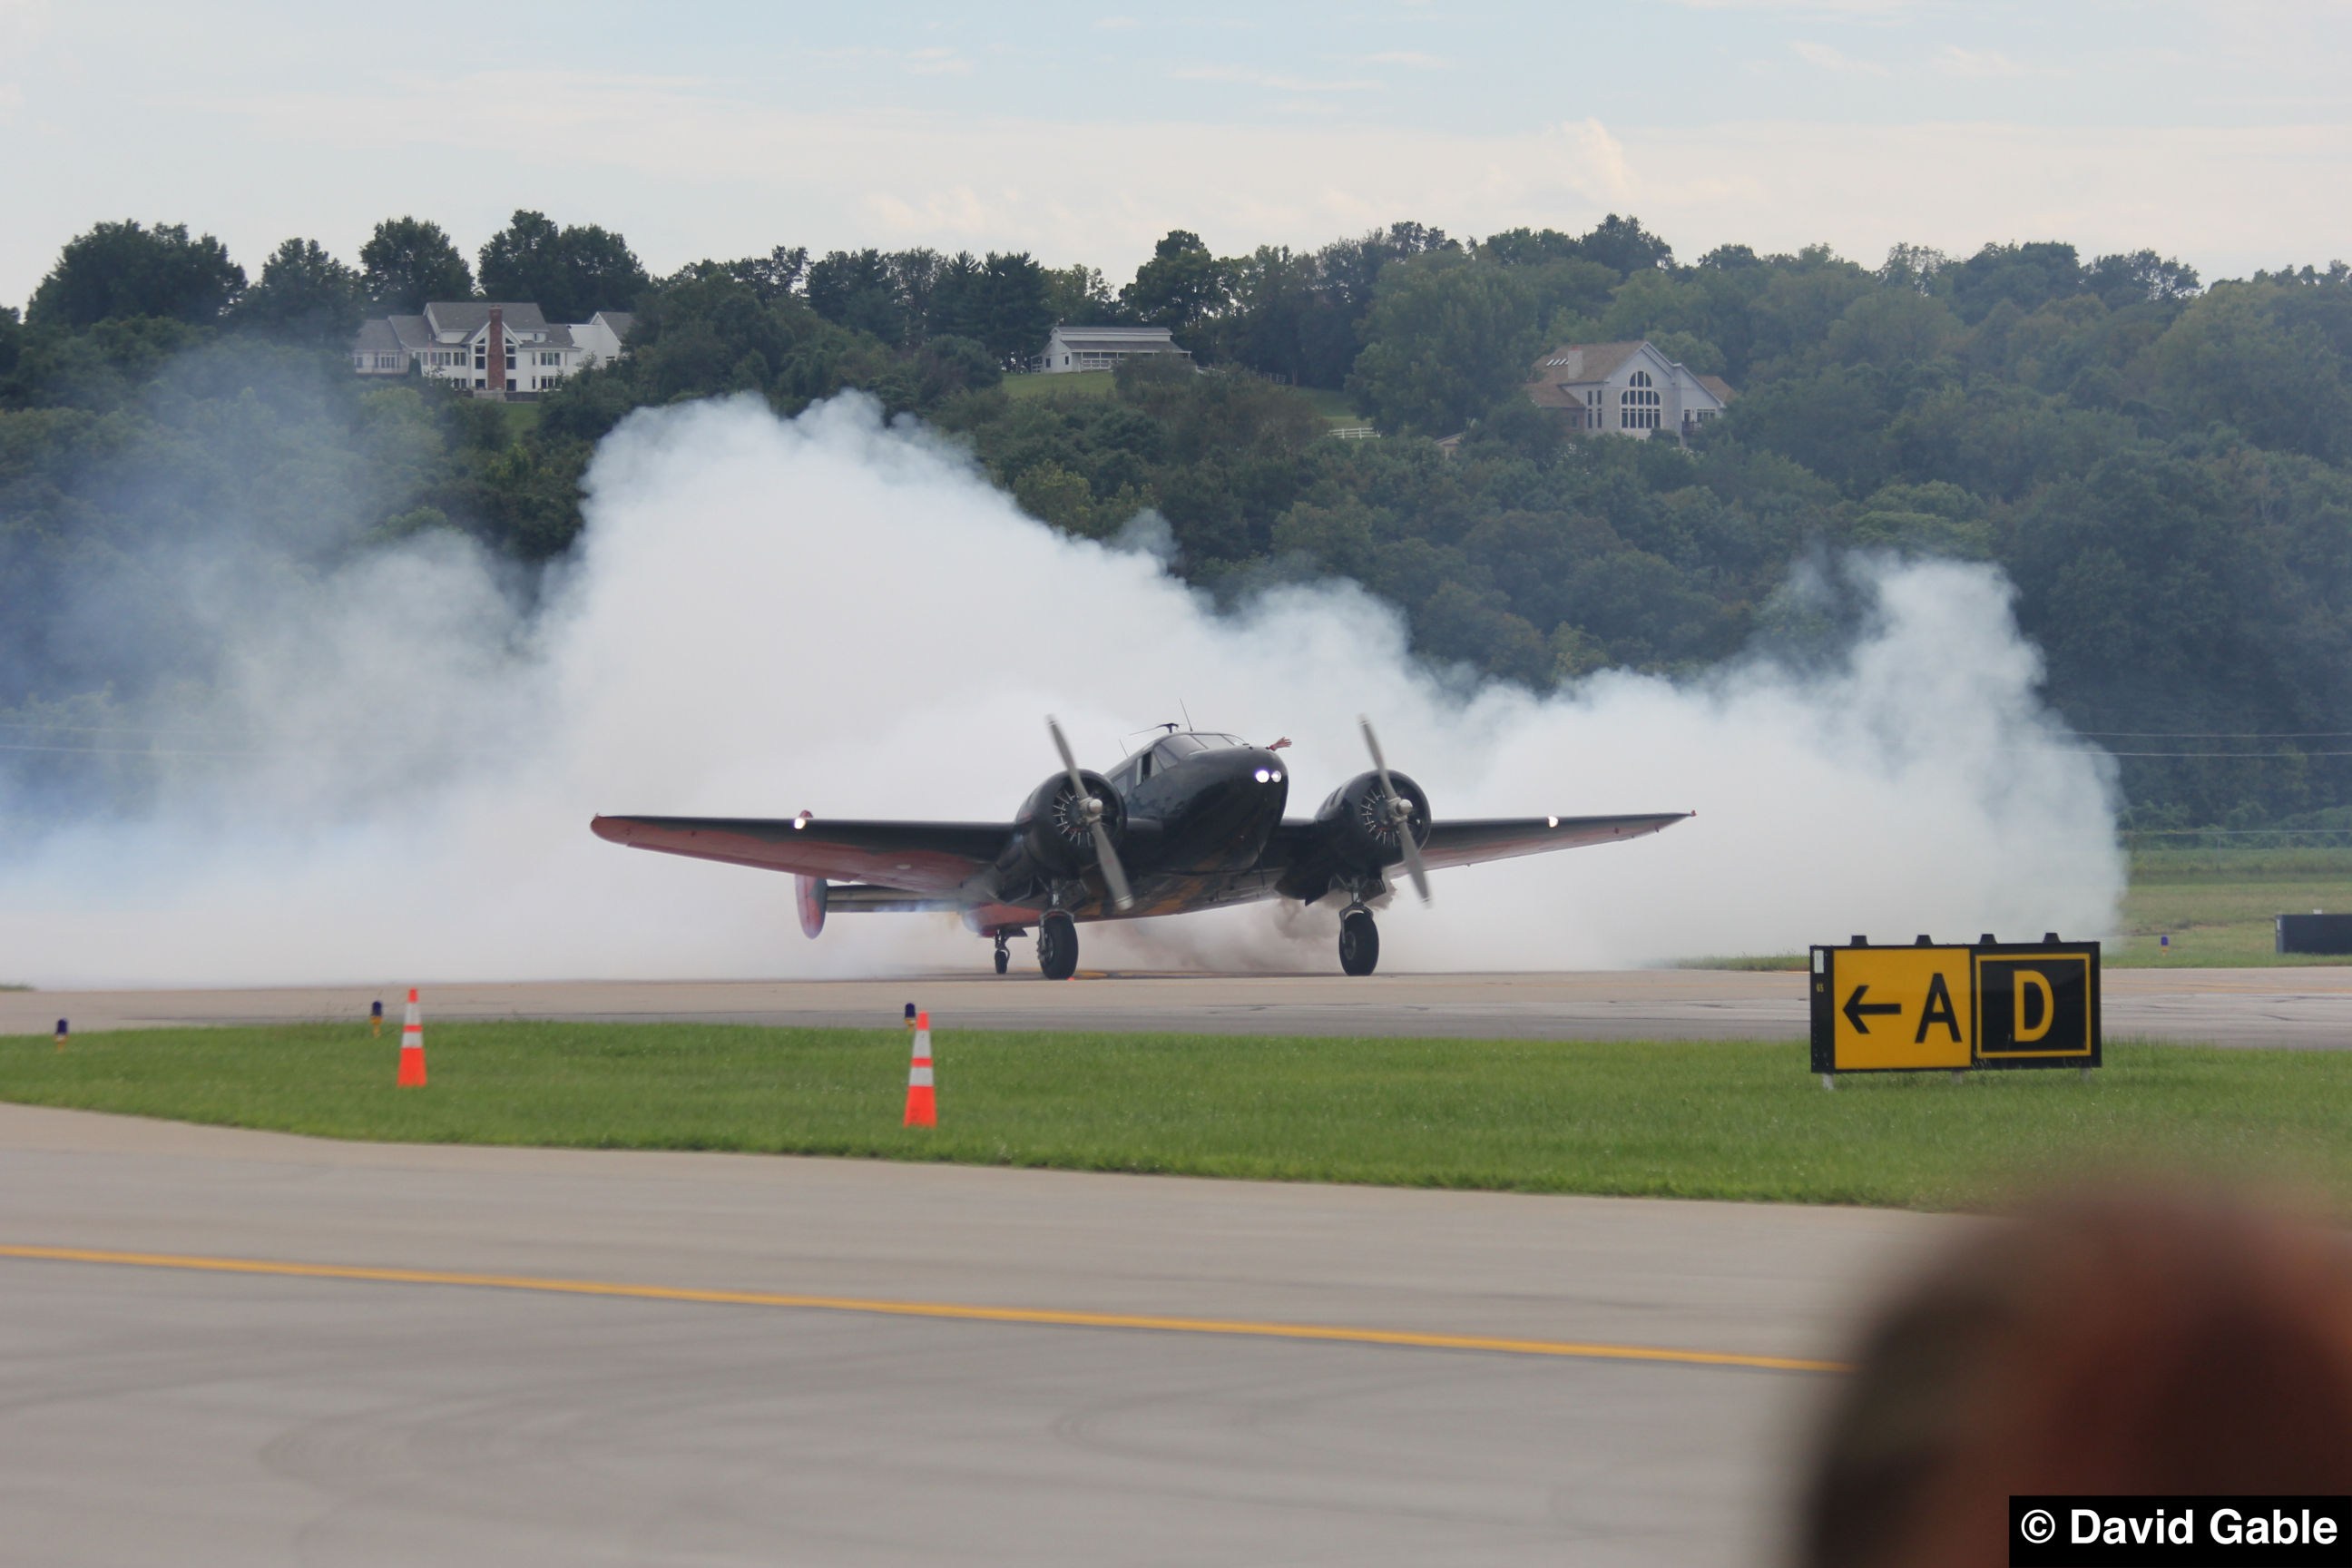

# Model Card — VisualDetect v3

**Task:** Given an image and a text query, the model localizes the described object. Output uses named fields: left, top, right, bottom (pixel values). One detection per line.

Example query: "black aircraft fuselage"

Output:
left=995, top=730, right=1306, bottom=922
left=590, top=724, right=1688, bottom=978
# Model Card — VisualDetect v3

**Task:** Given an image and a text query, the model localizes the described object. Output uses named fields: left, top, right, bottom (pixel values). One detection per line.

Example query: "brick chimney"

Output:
left=486, top=306, right=505, bottom=394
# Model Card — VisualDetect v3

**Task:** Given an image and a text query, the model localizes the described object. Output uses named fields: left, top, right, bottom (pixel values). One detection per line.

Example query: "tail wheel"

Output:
left=1038, top=911, right=1079, bottom=981
left=1338, top=908, right=1379, bottom=977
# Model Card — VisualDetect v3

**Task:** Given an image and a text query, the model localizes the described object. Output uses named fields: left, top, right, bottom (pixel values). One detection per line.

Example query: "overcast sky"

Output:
left=3, top=0, right=2348, bottom=307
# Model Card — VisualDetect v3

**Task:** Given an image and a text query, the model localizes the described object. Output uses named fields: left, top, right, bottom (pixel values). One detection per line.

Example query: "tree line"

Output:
left=4, top=209, right=2351, bottom=834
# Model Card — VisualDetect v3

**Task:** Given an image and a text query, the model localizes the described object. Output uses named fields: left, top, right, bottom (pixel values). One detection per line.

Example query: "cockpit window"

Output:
left=1150, top=732, right=1246, bottom=765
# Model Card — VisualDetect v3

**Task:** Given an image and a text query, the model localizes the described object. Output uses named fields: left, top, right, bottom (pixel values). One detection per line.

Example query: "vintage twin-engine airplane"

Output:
left=591, top=719, right=1689, bottom=978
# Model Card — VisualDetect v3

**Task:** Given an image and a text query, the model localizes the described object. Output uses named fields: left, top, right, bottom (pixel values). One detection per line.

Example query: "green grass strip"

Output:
left=9, top=1022, right=2352, bottom=1210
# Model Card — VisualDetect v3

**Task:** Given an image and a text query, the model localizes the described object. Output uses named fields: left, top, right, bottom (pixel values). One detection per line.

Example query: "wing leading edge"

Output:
left=589, top=815, right=1008, bottom=895
left=1417, top=811, right=1691, bottom=869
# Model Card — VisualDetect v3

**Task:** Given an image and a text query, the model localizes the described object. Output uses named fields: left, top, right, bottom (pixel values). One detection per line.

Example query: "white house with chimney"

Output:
left=1034, top=324, right=1191, bottom=374
left=1522, top=340, right=1733, bottom=441
left=349, top=302, right=636, bottom=397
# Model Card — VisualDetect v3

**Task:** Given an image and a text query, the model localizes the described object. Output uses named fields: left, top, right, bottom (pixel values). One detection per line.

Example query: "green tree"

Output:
left=1574, top=213, right=1675, bottom=276
left=1942, top=240, right=2083, bottom=323
left=358, top=217, right=475, bottom=312
left=27, top=220, right=246, bottom=328
left=2085, top=250, right=2199, bottom=309
left=230, top=238, right=368, bottom=345
left=972, top=252, right=1055, bottom=368
left=1346, top=257, right=1551, bottom=435
left=1120, top=230, right=1228, bottom=341
left=2145, top=282, right=2352, bottom=463
left=477, top=211, right=649, bottom=322
left=1044, top=262, right=1119, bottom=324
left=723, top=245, right=808, bottom=303
left=1480, top=228, right=1583, bottom=267
left=1826, top=287, right=1961, bottom=368
left=804, top=249, right=905, bottom=343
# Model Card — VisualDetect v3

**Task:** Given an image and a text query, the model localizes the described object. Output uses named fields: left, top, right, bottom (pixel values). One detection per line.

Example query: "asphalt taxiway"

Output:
left=0, top=1103, right=1962, bottom=1567
left=5, top=966, right=2350, bottom=1047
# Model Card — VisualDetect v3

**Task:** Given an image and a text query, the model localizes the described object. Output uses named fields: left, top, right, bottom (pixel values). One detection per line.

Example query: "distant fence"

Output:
left=1328, top=426, right=1377, bottom=440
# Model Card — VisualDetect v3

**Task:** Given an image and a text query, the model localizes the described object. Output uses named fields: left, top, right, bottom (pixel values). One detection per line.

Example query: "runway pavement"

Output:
left=5, top=965, right=2351, bottom=1046
left=0, top=1103, right=1962, bottom=1567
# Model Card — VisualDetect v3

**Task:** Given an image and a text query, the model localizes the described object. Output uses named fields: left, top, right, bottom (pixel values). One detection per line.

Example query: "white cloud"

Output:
left=1357, top=51, right=1452, bottom=68
left=1094, top=15, right=1141, bottom=27
left=1655, top=0, right=1931, bottom=13
left=1935, top=44, right=2034, bottom=77
left=1169, top=64, right=1382, bottom=91
left=1791, top=40, right=1890, bottom=74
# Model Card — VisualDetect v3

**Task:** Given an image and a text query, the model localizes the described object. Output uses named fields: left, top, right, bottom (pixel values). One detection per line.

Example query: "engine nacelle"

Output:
left=1313, top=769, right=1432, bottom=868
left=796, top=875, right=827, bottom=939
left=1014, top=769, right=1128, bottom=877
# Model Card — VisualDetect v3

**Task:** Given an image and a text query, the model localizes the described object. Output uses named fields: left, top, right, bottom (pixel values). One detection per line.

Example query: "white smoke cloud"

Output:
left=0, top=394, right=2123, bottom=986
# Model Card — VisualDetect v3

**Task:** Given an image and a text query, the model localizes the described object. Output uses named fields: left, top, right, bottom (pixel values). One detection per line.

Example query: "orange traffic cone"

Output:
left=397, top=988, right=426, bottom=1087
left=902, top=1010, right=936, bottom=1127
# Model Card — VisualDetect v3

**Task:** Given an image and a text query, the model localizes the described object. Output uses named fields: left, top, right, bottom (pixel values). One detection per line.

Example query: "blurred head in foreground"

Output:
left=1797, top=1190, right=2352, bottom=1568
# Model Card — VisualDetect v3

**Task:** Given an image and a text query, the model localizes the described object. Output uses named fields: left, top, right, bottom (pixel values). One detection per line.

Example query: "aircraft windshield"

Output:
left=1152, top=732, right=1246, bottom=762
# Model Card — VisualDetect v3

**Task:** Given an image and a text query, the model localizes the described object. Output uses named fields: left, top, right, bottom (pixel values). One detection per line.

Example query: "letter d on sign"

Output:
left=2014, top=970, right=2054, bottom=1044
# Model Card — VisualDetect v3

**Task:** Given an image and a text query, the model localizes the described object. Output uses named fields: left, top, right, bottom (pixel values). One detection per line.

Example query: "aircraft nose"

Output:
left=1226, top=748, right=1289, bottom=787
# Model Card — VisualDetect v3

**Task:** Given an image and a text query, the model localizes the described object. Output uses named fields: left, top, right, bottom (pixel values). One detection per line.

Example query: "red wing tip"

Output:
left=590, top=816, right=633, bottom=844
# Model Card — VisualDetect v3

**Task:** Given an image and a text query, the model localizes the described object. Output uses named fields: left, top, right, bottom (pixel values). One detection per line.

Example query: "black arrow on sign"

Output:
left=1843, top=985, right=1901, bottom=1034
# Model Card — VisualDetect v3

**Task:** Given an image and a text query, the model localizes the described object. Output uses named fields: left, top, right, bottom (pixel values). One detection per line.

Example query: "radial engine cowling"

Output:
left=1014, top=769, right=1128, bottom=876
left=1314, top=769, right=1433, bottom=868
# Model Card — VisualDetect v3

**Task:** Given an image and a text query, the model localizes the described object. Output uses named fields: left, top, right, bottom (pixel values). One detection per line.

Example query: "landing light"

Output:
left=1547, top=816, right=1559, bottom=828
left=1254, top=769, right=1270, bottom=782
left=1271, top=769, right=1283, bottom=782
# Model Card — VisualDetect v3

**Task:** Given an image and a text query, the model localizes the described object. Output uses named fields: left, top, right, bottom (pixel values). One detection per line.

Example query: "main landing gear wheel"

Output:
left=1038, top=911, right=1079, bottom=981
left=994, top=938, right=1010, bottom=975
left=1338, top=908, right=1379, bottom=977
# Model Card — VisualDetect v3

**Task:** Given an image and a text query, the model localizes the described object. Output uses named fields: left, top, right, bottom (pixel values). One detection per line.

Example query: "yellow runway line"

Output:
left=0, top=1242, right=1846, bottom=1375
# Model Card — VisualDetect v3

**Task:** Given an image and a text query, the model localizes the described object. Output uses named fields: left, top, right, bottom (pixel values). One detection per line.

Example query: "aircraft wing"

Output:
left=589, top=815, right=1009, bottom=895
left=1417, top=811, right=1692, bottom=870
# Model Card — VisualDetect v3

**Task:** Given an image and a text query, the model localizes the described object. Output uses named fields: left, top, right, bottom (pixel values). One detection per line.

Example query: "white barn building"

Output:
left=349, top=302, right=636, bottom=397
left=1035, top=324, right=1191, bottom=374
left=1523, top=340, right=1733, bottom=441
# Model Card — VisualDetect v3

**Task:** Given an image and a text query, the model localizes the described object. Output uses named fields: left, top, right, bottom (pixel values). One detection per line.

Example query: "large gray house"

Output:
left=350, top=301, right=634, bottom=397
left=1522, top=340, right=1733, bottom=440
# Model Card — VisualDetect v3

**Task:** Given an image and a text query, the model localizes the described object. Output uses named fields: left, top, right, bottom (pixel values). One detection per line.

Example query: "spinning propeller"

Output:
left=1358, top=716, right=1432, bottom=905
left=1047, top=715, right=1134, bottom=911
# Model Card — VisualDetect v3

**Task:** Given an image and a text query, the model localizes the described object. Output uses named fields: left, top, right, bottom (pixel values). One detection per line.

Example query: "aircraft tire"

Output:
left=1039, top=912, right=1079, bottom=980
left=1338, top=909, right=1379, bottom=976
left=995, top=946, right=1010, bottom=975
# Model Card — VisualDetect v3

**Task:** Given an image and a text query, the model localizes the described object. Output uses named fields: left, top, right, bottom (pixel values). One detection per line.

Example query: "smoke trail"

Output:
left=0, top=393, right=2122, bottom=985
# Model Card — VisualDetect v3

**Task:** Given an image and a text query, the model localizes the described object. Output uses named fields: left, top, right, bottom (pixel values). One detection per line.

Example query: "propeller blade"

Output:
left=1046, top=715, right=1134, bottom=911
left=1357, top=715, right=1432, bottom=905
left=1090, top=819, right=1135, bottom=910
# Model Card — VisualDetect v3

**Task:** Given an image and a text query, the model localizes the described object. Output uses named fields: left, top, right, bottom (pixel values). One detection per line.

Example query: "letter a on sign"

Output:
left=1819, top=947, right=1974, bottom=1071
left=1915, top=972, right=1963, bottom=1045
